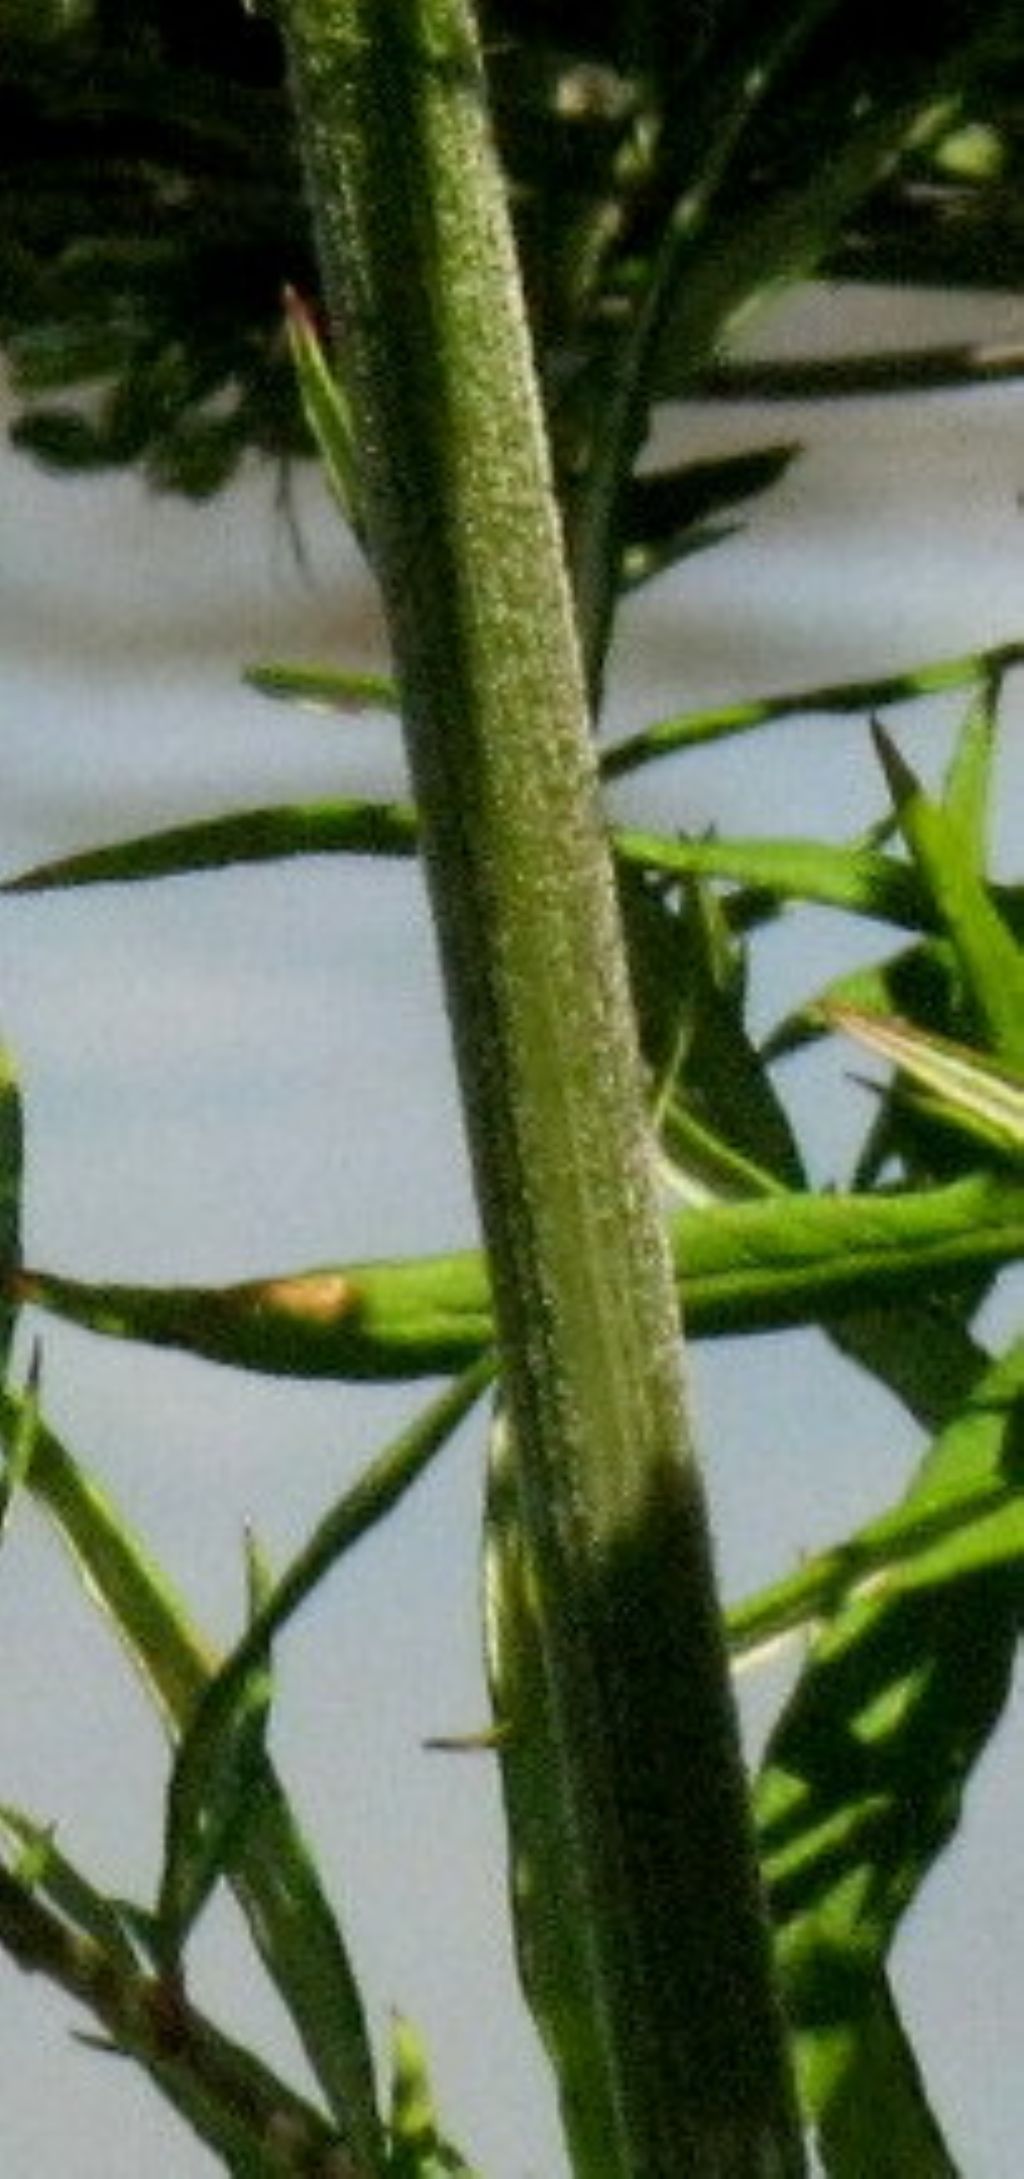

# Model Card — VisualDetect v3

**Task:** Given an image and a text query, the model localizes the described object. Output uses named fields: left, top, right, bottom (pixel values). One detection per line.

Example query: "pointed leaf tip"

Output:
left=871, top=719, right=919, bottom=805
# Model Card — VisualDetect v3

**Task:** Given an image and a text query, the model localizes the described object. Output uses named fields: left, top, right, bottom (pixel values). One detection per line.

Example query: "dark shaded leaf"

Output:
left=758, top=1339, right=1024, bottom=2159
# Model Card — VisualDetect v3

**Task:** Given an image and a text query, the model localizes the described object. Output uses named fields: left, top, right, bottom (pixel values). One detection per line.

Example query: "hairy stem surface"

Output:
left=279, top=4, right=805, bottom=2172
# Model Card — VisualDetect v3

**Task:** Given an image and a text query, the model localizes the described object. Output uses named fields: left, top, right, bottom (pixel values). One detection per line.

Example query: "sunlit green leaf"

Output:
left=387, top=2015, right=481, bottom=2179
left=5, top=799, right=945, bottom=955
left=874, top=724, right=1024, bottom=1065
left=11, top=1170, right=1024, bottom=1377
left=940, top=669, right=1001, bottom=868
left=621, top=829, right=928, bottom=930
left=244, top=660, right=398, bottom=713
left=0, top=1386, right=214, bottom=1720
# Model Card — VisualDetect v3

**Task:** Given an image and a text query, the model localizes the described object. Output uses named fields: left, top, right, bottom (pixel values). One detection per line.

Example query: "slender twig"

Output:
left=602, top=640, right=1024, bottom=777
left=695, top=338, right=1024, bottom=402
left=0, top=1865, right=350, bottom=2177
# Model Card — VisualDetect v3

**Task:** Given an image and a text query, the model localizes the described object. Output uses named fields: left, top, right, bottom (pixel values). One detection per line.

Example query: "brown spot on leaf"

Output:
left=250, top=1272, right=356, bottom=1325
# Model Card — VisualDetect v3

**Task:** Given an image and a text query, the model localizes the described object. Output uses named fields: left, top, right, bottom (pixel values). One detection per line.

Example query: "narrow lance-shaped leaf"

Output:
left=2, top=802, right=932, bottom=935
left=0, top=1387, right=216, bottom=1721
left=649, top=87, right=977, bottom=410
left=11, top=1168, right=1024, bottom=1379
left=826, top=1306, right=989, bottom=1460
left=630, top=828, right=929, bottom=930
left=874, top=723, right=1024, bottom=1066
left=600, top=641, right=1024, bottom=779
left=700, top=339, right=1024, bottom=404
left=283, top=284, right=364, bottom=537
left=156, top=1638, right=274, bottom=1969
left=243, top=660, right=398, bottom=713
left=759, top=666, right=1017, bottom=1083
left=3, top=799, right=421, bottom=894
left=621, top=443, right=799, bottom=592
left=939, top=665, right=1001, bottom=869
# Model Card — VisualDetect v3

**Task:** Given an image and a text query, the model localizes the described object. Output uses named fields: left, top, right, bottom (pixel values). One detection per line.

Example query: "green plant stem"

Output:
left=0, top=1866, right=346, bottom=2177
left=278, top=3, right=804, bottom=2174
left=0, top=1384, right=385, bottom=2167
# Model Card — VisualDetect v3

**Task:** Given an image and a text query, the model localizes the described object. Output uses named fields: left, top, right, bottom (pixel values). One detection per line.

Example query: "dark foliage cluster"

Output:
left=0, top=2, right=308, bottom=493
left=1, top=1, right=1021, bottom=498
